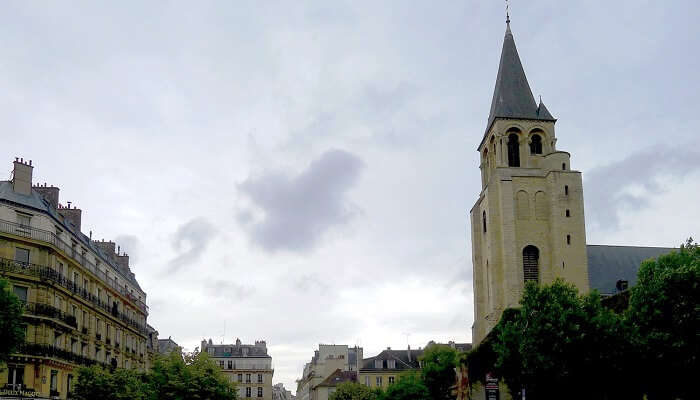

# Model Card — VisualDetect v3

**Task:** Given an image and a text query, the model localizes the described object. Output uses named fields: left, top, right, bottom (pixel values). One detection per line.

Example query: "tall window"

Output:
left=12, top=286, right=28, bottom=303
left=523, top=245, right=540, bottom=283
left=257, top=387, right=263, bottom=398
left=50, top=370, right=58, bottom=392
left=482, top=211, right=487, bottom=233
left=257, top=373, right=263, bottom=383
left=376, top=377, right=383, bottom=387
left=14, top=248, right=29, bottom=265
left=246, top=387, right=252, bottom=397
left=529, top=134, right=543, bottom=154
left=507, top=134, right=520, bottom=167
left=7, top=365, right=24, bottom=389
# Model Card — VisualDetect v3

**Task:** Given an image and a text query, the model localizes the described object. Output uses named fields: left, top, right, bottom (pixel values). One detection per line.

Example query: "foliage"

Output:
left=73, top=365, right=150, bottom=400
left=378, top=372, right=430, bottom=400
left=419, top=344, right=458, bottom=400
left=0, top=278, right=25, bottom=366
left=490, top=280, right=639, bottom=400
left=149, top=348, right=236, bottom=400
left=627, top=238, right=699, bottom=400
left=74, top=348, right=237, bottom=400
left=329, top=381, right=379, bottom=400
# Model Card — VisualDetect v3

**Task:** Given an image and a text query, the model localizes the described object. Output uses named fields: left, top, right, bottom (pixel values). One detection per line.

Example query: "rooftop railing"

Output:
left=0, top=218, right=148, bottom=313
left=1, top=258, right=148, bottom=336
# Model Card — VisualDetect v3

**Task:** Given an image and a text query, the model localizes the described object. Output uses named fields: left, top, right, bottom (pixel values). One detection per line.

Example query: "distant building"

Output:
left=358, top=346, right=422, bottom=390
left=0, top=158, right=151, bottom=399
left=157, top=336, right=180, bottom=355
left=295, top=344, right=363, bottom=400
left=314, top=370, right=357, bottom=400
left=272, top=383, right=295, bottom=400
left=201, top=338, right=273, bottom=400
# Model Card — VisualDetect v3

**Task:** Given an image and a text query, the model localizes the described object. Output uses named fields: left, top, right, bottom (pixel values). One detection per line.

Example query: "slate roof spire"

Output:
left=486, top=20, right=555, bottom=133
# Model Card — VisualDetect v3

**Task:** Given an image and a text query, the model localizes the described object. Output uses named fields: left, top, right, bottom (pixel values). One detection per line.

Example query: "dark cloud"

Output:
left=169, top=217, right=217, bottom=273
left=585, top=146, right=700, bottom=230
left=237, top=149, right=363, bottom=252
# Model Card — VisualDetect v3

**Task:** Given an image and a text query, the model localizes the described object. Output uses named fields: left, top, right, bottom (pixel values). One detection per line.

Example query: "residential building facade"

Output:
left=0, top=158, right=150, bottom=399
left=358, top=347, right=422, bottom=390
left=295, top=345, right=362, bottom=400
left=271, top=383, right=295, bottom=400
left=201, top=338, right=274, bottom=400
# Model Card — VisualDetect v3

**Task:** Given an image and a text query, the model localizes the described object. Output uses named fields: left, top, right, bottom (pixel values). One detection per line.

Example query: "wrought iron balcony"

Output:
left=23, top=302, right=78, bottom=329
left=0, top=219, right=148, bottom=314
left=0, top=258, right=148, bottom=336
left=16, top=343, right=109, bottom=368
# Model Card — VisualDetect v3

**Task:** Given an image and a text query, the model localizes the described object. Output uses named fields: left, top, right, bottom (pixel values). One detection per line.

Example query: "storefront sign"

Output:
left=485, top=372, right=499, bottom=400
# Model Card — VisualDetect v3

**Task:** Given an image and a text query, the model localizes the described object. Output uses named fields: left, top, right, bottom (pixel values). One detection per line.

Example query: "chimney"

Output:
left=34, top=184, right=60, bottom=209
left=93, top=240, right=117, bottom=262
left=58, top=206, right=82, bottom=232
left=116, top=253, right=130, bottom=273
left=407, top=345, right=412, bottom=363
left=12, top=158, right=33, bottom=196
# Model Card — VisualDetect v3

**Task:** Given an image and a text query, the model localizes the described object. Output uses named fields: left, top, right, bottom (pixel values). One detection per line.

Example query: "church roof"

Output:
left=587, top=245, right=676, bottom=295
left=484, top=22, right=556, bottom=137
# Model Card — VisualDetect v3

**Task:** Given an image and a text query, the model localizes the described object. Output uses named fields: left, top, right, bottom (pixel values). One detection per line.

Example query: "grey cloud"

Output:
left=585, top=146, right=700, bottom=230
left=169, top=217, right=217, bottom=273
left=237, top=149, right=363, bottom=252
left=205, top=280, right=253, bottom=300
left=114, top=234, right=141, bottom=265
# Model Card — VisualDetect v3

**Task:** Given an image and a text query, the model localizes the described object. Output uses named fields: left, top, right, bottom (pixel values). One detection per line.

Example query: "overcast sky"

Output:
left=2, top=0, right=699, bottom=392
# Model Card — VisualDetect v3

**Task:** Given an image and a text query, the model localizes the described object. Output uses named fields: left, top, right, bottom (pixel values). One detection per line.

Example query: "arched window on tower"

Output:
left=482, top=211, right=487, bottom=233
left=529, top=134, right=543, bottom=154
left=523, top=245, right=539, bottom=283
left=507, top=133, right=520, bottom=167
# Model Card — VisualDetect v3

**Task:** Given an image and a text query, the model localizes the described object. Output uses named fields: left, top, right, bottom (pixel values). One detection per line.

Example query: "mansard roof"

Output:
left=484, top=22, right=556, bottom=138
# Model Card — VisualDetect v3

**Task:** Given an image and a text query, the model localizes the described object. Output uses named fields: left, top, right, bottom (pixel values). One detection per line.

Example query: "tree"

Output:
left=149, top=348, right=237, bottom=400
left=73, top=365, right=150, bottom=400
left=379, top=372, right=430, bottom=400
left=627, top=238, right=699, bottom=400
left=0, top=278, right=25, bottom=366
left=419, top=344, right=458, bottom=400
left=491, top=280, right=639, bottom=400
left=329, top=382, right=379, bottom=400
left=74, top=348, right=236, bottom=400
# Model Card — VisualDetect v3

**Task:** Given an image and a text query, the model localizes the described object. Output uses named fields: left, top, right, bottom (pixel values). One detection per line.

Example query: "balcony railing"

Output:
left=0, top=219, right=147, bottom=314
left=0, top=258, right=148, bottom=336
left=16, top=343, right=109, bottom=368
left=23, top=302, right=78, bottom=329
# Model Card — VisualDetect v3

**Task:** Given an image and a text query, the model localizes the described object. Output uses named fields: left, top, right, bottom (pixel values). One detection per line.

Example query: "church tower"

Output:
left=470, top=19, right=589, bottom=345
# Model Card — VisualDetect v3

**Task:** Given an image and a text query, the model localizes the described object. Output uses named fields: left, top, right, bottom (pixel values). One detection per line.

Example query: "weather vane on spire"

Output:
left=506, top=0, right=511, bottom=25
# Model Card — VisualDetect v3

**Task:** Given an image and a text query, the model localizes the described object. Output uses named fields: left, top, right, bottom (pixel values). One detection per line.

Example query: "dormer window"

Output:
left=387, top=359, right=396, bottom=369
left=375, top=359, right=383, bottom=369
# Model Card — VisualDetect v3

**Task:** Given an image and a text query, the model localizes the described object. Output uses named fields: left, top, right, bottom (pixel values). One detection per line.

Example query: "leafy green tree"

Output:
left=491, top=280, right=639, bottom=400
left=0, top=278, right=25, bottom=366
left=627, top=238, right=699, bottom=400
left=419, top=344, right=458, bottom=400
left=329, top=381, right=379, bottom=400
left=379, top=372, right=430, bottom=400
left=73, top=365, right=150, bottom=400
left=149, top=348, right=237, bottom=400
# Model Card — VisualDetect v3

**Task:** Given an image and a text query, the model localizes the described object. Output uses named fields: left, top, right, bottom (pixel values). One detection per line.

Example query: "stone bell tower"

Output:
left=470, top=19, right=589, bottom=345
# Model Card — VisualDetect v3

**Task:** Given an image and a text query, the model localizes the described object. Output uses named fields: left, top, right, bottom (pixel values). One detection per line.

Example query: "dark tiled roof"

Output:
left=485, top=23, right=555, bottom=136
left=0, top=181, right=143, bottom=291
left=158, top=338, right=180, bottom=354
left=587, top=245, right=675, bottom=295
left=360, top=348, right=423, bottom=371
left=315, top=369, right=357, bottom=388
left=204, top=344, right=271, bottom=358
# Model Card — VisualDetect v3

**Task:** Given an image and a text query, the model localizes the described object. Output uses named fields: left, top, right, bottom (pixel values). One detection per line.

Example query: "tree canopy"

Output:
left=73, top=348, right=237, bottom=400
left=379, top=372, right=430, bottom=400
left=627, top=238, right=699, bottom=399
left=0, top=278, right=25, bottom=366
left=419, top=344, right=459, bottom=400
left=329, top=382, right=379, bottom=400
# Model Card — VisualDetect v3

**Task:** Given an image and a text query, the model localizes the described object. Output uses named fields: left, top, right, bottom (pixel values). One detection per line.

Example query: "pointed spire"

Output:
left=485, top=21, right=555, bottom=133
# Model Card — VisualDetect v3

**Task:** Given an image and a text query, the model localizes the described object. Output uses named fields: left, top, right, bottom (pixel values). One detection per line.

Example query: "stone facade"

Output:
left=201, top=338, right=274, bottom=400
left=295, top=345, right=362, bottom=400
left=470, top=25, right=589, bottom=345
left=0, top=158, right=151, bottom=399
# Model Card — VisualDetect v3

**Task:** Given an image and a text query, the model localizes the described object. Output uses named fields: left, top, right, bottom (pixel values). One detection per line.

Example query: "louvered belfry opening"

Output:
left=523, top=245, right=540, bottom=283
